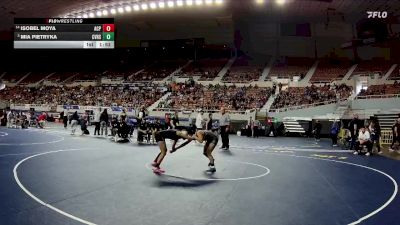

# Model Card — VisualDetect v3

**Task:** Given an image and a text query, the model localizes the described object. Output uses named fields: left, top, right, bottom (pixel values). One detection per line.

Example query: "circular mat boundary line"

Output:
left=0, top=130, right=64, bottom=146
left=145, top=159, right=271, bottom=181
left=13, top=148, right=398, bottom=225
left=13, top=148, right=97, bottom=225
left=259, top=152, right=398, bottom=225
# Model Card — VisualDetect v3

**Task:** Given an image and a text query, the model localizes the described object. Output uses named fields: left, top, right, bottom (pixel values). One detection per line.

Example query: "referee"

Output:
left=219, top=107, right=230, bottom=150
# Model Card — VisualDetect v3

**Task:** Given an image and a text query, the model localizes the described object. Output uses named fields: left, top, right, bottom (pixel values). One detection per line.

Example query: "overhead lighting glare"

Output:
left=167, top=1, right=175, bottom=7
left=186, top=0, right=193, bottom=6
left=276, top=0, right=286, bottom=5
left=89, top=12, right=95, bottom=18
left=117, top=7, right=124, bottom=13
left=176, top=0, right=184, bottom=6
left=205, top=0, right=213, bottom=5
left=255, top=0, right=265, bottom=4
left=96, top=11, right=102, bottom=17
left=110, top=8, right=117, bottom=14
left=215, top=0, right=223, bottom=5
left=158, top=1, right=166, bottom=8
left=134, top=4, right=140, bottom=11
left=125, top=5, right=132, bottom=12
left=150, top=2, right=157, bottom=9
left=141, top=3, right=148, bottom=10
left=195, top=0, right=203, bottom=5
left=102, top=9, right=109, bottom=16
left=83, top=13, right=88, bottom=18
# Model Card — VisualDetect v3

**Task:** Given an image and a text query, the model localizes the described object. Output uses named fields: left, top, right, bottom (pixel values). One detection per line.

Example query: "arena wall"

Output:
left=268, top=103, right=337, bottom=120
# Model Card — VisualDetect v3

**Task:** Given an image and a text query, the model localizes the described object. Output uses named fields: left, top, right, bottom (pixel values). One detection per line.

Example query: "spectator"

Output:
left=359, top=83, right=400, bottom=97
left=368, top=119, right=381, bottom=154
left=313, top=120, right=322, bottom=142
left=80, top=112, right=89, bottom=135
left=247, top=116, right=254, bottom=138
left=389, top=118, right=400, bottom=152
left=206, top=113, right=213, bottom=131
left=170, top=111, right=179, bottom=129
left=219, top=107, right=230, bottom=150
left=37, top=112, right=47, bottom=129
left=330, top=121, right=339, bottom=147
left=93, top=108, right=101, bottom=135
left=138, top=106, right=146, bottom=123
left=196, top=110, right=204, bottom=130
left=100, top=109, right=109, bottom=136
left=0, top=110, right=6, bottom=126
left=159, top=82, right=272, bottom=111
left=111, top=115, right=120, bottom=138
left=7, top=110, right=14, bottom=128
left=62, top=108, right=68, bottom=129
left=165, top=113, right=171, bottom=129
left=271, top=84, right=352, bottom=110
left=354, top=127, right=373, bottom=156
left=0, top=85, right=165, bottom=110
left=349, top=115, right=361, bottom=150
left=253, top=119, right=260, bottom=138
left=70, top=111, right=79, bottom=135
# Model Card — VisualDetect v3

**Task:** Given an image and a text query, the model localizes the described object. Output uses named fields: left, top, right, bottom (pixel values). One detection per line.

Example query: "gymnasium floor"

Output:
left=0, top=125, right=399, bottom=225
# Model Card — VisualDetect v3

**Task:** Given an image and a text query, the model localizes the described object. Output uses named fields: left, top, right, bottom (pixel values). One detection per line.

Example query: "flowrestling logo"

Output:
left=367, top=11, right=388, bottom=18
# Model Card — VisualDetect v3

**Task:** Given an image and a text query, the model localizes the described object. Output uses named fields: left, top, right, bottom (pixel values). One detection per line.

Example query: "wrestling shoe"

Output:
left=206, top=166, right=216, bottom=173
left=153, top=168, right=165, bottom=174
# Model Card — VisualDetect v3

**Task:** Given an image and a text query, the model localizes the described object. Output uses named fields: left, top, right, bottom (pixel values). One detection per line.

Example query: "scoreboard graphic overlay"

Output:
left=14, top=18, right=115, bottom=49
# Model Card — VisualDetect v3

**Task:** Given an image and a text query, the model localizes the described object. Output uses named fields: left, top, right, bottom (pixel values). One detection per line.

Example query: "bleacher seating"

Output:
left=179, top=58, right=228, bottom=80
left=311, top=59, right=352, bottom=83
left=45, top=72, right=78, bottom=83
left=158, top=82, right=273, bottom=111
left=103, top=66, right=143, bottom=79
left=389, top=66, right=400, bottom=80
left=268, top=57, right=314, bottom=80
left=358, top=83, right=400, bottom=97
left=0, top=85, right=166, bottom=108
left=20, top=72, right=52, bottom=84
left=129, top=60, right=186, bottom=81
left=223, top=57, right=265, bottom=83
left=68, top=72, right=102, bottom=82
left=271, top=84, right=352, bottom=109
left=352, top=59, right=392, bottom=78
left=2, top=72, right=29, bottom=83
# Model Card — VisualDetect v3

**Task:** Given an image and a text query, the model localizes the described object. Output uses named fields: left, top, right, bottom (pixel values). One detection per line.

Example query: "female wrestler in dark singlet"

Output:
left=151, top=129, right=194, bottom=173
left=194, top=130, right=218, bottom=173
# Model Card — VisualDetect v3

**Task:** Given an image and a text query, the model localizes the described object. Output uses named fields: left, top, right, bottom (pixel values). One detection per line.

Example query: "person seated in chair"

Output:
left=37, top=112, right=47, bottom=129
left=127, top=118, right=136, bottom=138
left=7, top=110, right=15, bottom=128
left=80, top=112, right=89, bottom=135
left=150, top=119, right=162, bottom=144
left=14, top=112, right=22, bottom=128
left=118, top=114, right=130, bottom=139
left=111, top=116, right=120, bottom=137
left=137, top=119, right=151, bottom=143
left=354, top=127, right=373, bottom=156
left=20, top=113, right=29, bottom=129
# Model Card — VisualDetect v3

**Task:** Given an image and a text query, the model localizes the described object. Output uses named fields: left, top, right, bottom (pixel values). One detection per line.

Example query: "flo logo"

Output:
left=367, top=11, right=388, bottom=18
